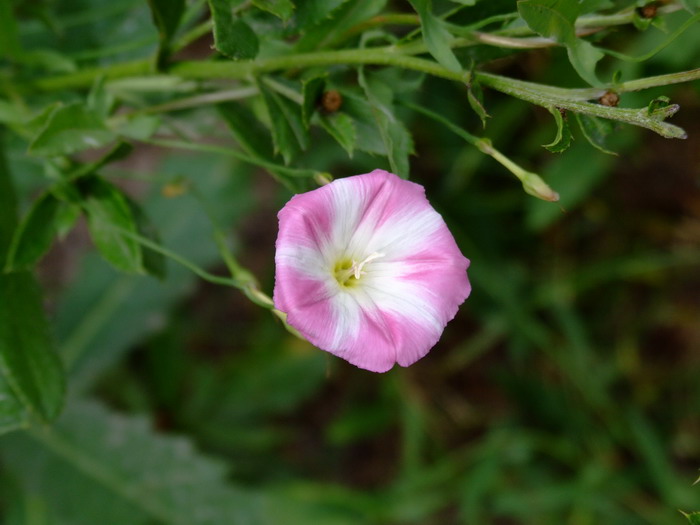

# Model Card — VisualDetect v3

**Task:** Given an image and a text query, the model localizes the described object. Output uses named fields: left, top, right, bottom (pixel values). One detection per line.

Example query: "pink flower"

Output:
left=273, top=170, right=471, bottom=373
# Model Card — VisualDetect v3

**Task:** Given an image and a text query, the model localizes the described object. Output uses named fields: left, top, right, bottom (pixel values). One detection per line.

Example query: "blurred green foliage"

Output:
left=1, top=0, right=700, bottom=523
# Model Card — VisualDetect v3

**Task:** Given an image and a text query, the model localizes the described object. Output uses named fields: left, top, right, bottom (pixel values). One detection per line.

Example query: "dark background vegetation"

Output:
left=1, top=0, right=699, bottom=524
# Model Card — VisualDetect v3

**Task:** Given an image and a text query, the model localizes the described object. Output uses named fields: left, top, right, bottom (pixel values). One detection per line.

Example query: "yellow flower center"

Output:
left=333, top=252, right=384, bottom=288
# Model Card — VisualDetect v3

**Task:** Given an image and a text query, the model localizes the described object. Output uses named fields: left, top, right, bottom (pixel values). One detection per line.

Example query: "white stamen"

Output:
left=351, top=252, right=384, bottom=279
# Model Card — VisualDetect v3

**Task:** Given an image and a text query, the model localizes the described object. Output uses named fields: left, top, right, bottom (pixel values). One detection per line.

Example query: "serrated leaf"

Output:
left=258, top=79, right=309, bottom=164
left=543, top=106, right=572, bottom=153
left=147, top=0, right=185, bottom=68
left=208, top=0, right=259, bottom=60
left=409, top=0, right=462, bottom=72
left=5, top=192, right=62, bottom=271
left=0, top=272, right=66, bottom=422
left=252, top=0, right=294, bottom=20
left=575, top=113, right=617, bottom=155
left=358, top=71, right=413, bottom=178
left=29, top=103, right=116, bottom=157
left=302, top=74, right=327, bottom=129
left=79, top=176, right=144, bottom=274
left=319, top=112, right=356, bottom=157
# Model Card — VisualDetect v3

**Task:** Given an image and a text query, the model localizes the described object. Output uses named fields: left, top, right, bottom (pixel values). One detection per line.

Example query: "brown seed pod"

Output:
left=598, top=91, right=620, bottom=107
left=637, top=2, right=658, bottom=18
left=321, top=90, right=343, bottom=113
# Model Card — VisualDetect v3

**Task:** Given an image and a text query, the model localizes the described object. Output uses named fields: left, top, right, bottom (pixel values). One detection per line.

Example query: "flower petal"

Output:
left=274, top=169, right=470, bottom=372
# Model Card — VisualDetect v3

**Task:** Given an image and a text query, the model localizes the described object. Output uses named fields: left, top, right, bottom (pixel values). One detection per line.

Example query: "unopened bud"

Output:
left=522, top=173, right=560, bottom=202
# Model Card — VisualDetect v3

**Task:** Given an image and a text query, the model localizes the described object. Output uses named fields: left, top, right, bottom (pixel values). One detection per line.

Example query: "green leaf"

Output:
left=0, top=134, right=18, bottom=265
left=252, top=0, right=294, bottom=20
left=116, top=115, right=161, bottom=141
left=87, top=77, right=115, bottom=119
left=340, top=91, right=388, bottom=156
left=409, top=0, right=462, bottom=72
left=302, top=74, right=327, bottom=129
left=0, top=271, right=65, bottom=422
left=681, top=511, right=700, bottom=525
left=79, top=176, right=144, bottom=274
left=319, top=112, right=357, bottom=157
left=575, top=113, right=616, bottom=155
left=125, top=196, right=166, bottom=280
left=208, top=0, right=259, bottom=60
left=147, top=0, right=185, bottom=68
left=5, top=192, right=62, bottom=271
left=0, top=0, right=21, bottom=59
left=65, top=141, right=134, bottom=181
left=358, top=71, right=414, bottom=177
left=680, top=0, right=700, bottom=12
left=29, top=103, right=116, bottom=157
left=566, top=39, right=604, bottom=87
left=543, top=106, right=572, bottom=153
left=1, top=399, right=359, bottom=525
left=0, top=372, right=28, bottom=435
left=218, top=102, right=275, bottom=159
left=258, top=79, right=309, bottom=164
left=295, top=0, right=348, bottom=28
left=517, top=0, right=602, bottom=85
left=467, top=82, right=489, bottom=128
left=294, top=0, right=386, bottom=51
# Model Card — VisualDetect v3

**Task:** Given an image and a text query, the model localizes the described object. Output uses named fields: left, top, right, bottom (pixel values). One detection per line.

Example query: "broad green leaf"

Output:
left=252, top=0, right=294, bottom=20
left=147, top=0, right=185, bottom=68
left=79, top=176, right=143, bottom=274
left=294, top=0, right=386, bottom=51
left=409, top=0, right=462, bottom=72
left=29, top=103, right=116, bottom=157
left=258, top=79, right=309, bottom=165
left=340, top=91, right=387, bottom=156
left=319, top=112, right=357, bottom=157
left=5, top=192, right=62, bottom=271
left=2, top=399, right=360, bottom=525
left=575, top=113, right=616, bottom=155
left=0, top=0, right=21, bottom=59
left=567, top=39, right=604, bottom=86
left=358, top=71, right=413, bottom=177
left=517, top=0, right=602, bottom=85
left=0, top=271, right=65, bottom=422
left=543, top=106, right=572, bottom=153
left=302, top=74, right=327, bottom=129
left=208, top=0, right=259, bottom=60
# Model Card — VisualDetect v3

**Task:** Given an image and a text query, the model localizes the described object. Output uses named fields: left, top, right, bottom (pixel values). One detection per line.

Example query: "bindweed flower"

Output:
left=273, top=170, right=470, bottom=373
